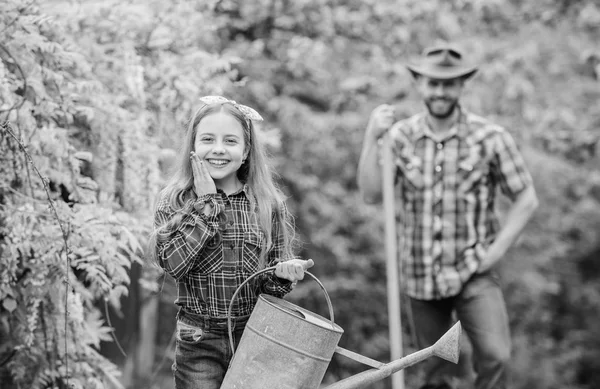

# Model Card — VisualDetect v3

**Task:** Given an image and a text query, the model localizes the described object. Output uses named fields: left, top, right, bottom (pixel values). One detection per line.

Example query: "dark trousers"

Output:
left=409, top=272, right=511, bottom=389
left=172, top=310, right=248, bottom=389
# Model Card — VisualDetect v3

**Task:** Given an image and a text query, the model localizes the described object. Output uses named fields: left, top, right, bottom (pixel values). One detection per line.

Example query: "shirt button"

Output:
left=435, top=165, right=442, bottom=172
left=434, top=263, right=441, bottom=273
left=436, top=143, right=443, bottom=150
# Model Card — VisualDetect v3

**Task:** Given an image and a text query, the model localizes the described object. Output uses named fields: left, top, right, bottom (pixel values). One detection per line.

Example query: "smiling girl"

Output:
left=149, top=96, right=313, bottom=389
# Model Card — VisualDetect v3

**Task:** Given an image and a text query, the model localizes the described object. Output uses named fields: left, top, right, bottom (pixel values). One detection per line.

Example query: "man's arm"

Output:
left=357, top=104, right=395, bottom=204
left=478, top=184, right=539, bottom=273
left=357, top=134, right=384, bottom=204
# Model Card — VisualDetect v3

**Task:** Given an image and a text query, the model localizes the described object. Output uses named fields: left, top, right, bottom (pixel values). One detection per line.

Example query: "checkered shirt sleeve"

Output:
left=491, top=130, right=533, bottom=200
left=154, top=194, right=222, bottom=280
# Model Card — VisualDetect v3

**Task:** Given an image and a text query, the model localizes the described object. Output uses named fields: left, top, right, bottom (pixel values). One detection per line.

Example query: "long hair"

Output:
left=148, top=102, right=295, bottom=268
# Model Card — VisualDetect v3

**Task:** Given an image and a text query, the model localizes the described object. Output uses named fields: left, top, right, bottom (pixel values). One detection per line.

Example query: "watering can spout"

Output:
left=323, top=321, right=462, bottom=389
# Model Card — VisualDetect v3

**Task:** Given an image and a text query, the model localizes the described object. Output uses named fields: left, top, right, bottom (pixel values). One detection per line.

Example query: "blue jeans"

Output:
left=409, top=271, right=511, bottom=389
left=172, top=310, right=248, bottom=389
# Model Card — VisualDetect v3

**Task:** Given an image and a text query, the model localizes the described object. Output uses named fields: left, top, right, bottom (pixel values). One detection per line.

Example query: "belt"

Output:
left=177, top=309, right=251, bottom=334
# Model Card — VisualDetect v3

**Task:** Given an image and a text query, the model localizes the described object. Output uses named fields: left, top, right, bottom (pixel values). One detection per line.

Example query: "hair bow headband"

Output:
left=198, top=95, right=264, bottom=122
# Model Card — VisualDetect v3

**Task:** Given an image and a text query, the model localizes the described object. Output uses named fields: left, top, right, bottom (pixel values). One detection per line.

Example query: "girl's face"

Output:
left=194, top=111, right=248, bottom=190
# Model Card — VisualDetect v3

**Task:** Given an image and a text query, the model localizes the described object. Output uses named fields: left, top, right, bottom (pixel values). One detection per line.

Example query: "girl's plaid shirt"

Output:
left=388, top=108, right=533, bottom=300
left=153, top=186, right=293, bottom=318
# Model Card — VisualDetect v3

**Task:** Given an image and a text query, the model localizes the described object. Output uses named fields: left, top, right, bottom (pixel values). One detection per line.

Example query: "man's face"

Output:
left=416, top=76, right=464, bottom=119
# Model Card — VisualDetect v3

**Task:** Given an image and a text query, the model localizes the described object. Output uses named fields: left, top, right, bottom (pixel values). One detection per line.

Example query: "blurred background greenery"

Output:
left=0, top=0, right=599, bottom=388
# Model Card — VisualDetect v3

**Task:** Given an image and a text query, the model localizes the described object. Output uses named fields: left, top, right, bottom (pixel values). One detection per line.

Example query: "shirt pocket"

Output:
left=243, top=230, right=264, bottom=275
left=194, top=232, right=223, bottom=274
left=176, top=320, right=204, bottom=344
left=458, top=164, right=486, bottom=195
left=457, top=154, right=492, bottom=196
left=395, top=152, right=424, bottom=190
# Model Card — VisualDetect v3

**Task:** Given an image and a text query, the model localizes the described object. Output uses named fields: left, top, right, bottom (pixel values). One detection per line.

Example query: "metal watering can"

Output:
left=221, top=267, right=461, bottom=389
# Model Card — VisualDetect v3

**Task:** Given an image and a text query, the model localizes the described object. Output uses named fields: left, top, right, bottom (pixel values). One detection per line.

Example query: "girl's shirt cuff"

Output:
left=193, top=193, right=224, bottom=218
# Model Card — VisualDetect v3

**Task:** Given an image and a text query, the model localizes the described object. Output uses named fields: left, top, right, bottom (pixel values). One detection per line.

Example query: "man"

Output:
left=357, top=45, right=539, bottom=389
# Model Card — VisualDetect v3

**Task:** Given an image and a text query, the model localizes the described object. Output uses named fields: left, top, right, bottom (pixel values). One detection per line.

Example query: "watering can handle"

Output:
left=227, top=266, right=335, bottom=357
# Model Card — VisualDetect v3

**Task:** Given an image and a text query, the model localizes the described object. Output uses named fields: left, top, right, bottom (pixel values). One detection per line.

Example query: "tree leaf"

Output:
left=2, top=297, right=17, bottom=313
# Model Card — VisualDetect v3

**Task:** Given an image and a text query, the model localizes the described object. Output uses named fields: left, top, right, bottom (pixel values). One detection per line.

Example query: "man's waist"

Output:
left=402, top=266, right=473, bottom=300
left=400, top=235, right=497, bottom=254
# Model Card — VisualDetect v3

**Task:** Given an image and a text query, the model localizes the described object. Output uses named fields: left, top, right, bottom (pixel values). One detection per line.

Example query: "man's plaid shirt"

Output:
left=389, top=107, right=533, bottom=300
left=154, top=186, right=293, bottom=318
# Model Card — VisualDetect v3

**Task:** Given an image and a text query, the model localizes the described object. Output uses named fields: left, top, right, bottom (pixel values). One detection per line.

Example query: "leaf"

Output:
left=74, top=151, right=93, bottom=162
left=2, top=297, right=17, bottom=312
left=120, top=225, right=143, bottom=255
left=84, top=309, right=113, bottom=348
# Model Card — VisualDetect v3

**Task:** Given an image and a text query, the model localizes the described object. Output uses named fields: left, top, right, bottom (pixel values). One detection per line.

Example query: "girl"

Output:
left=149, top=96, right=313, bottom=389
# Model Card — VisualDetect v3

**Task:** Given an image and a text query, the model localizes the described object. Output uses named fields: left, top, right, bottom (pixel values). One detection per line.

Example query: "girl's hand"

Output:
left=274, top=259, right=315, bottom=282
left=191, top=152, right=217, bottom=196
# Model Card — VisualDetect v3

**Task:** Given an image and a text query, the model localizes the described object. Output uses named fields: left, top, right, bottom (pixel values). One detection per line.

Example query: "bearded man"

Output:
left=357, top=45, right=539, bottom=389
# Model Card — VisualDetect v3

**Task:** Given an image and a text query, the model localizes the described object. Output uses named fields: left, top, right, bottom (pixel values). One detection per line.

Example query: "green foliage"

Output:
left=0, top=0, right=155, bottom=386
left=2, top=0, right=600, bottom=388
left=0, top=124, right=142, bottom=387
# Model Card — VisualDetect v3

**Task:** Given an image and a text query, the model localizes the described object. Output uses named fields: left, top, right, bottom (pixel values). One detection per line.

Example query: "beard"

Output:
left=425, top=97, right=458, bottom=119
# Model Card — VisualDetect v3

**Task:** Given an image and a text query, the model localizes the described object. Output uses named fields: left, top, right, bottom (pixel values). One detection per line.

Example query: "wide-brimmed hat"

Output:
left=406, top=45, right=478, bottom=80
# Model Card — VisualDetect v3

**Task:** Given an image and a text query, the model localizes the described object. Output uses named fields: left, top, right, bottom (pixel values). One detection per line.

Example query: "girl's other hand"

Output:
left=274, top=258, right=315, bottom=282
left=191, top=151, right=217, bottom=196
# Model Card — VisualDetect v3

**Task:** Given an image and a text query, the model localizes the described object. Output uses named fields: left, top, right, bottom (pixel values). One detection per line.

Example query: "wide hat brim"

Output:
left=405, top=63, right=478, bottom=80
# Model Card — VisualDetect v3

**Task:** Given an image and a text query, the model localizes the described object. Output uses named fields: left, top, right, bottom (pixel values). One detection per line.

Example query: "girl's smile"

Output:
left=205, top=158, right=230, bottom=167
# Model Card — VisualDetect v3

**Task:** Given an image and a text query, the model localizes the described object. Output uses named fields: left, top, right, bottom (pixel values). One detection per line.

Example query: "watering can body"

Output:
left=220, top=294, right=343, bottom=389
left=220, top=268, right=461, bottom=389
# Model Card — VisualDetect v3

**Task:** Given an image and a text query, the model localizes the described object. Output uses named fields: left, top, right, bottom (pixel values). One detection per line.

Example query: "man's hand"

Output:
left=191, top=152, right=217, bottom=196
left=366, top=104, right=395, bottom=141
left=274, top=259, right=315, bottom=282
left=476, top=243, right=502, bottom=274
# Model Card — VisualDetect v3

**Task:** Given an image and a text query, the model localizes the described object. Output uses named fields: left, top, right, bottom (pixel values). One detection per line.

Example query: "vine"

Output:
left=2, top=122, right=73, bottom=387
left=0, top=1, right=151, bottom=387
left=0, top=120, right=144, bottom=388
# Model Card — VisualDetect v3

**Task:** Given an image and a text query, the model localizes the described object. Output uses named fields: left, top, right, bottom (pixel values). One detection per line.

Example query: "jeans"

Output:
left=409, top=271, right=511, bottom=389
left=172, top=310, right=248, bottom=389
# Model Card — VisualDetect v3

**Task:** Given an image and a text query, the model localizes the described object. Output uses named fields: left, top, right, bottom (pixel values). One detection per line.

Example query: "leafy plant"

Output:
left=0, top=0, right=152, bottom=386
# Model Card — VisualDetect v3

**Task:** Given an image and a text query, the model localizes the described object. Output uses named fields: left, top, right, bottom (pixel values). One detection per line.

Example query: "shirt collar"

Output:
left=216, top=182, right=249, bottom=197
left=227, top=183, right=257, bottom=208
